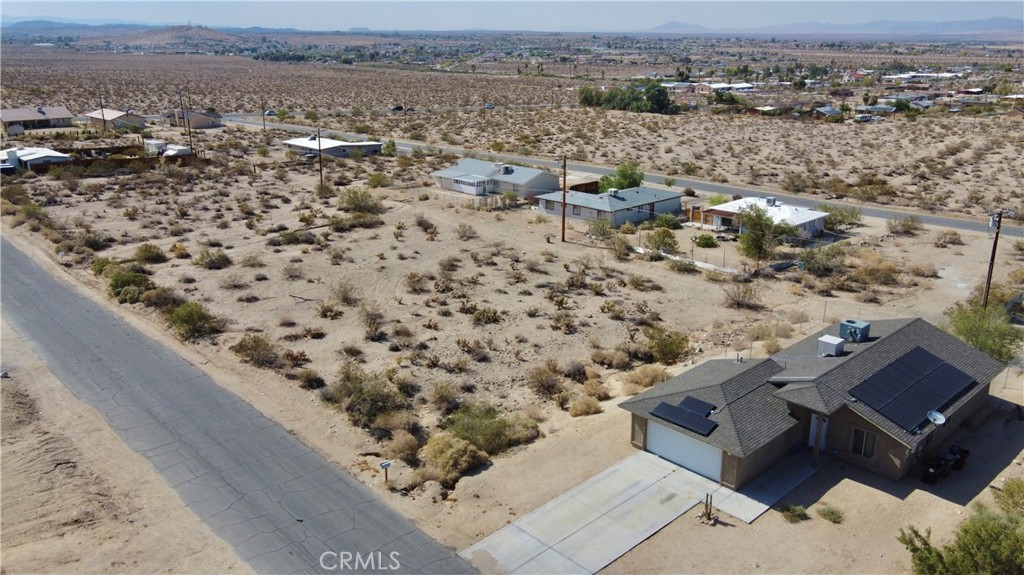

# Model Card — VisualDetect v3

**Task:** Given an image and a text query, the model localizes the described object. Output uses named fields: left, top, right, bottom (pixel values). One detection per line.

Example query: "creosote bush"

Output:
left=442, top=401, right=539, bottom=455
left=816, top=504, right=844, bottom=524
left=195, top=248, right=232, bottom=270
left=230, top=334, right=280, bottom=368
left=134, top=243, right=168, bottom=264
left=418, top=432, right=489, bottom=489
left=321, top=362, right=407, bottom=429
left=168, top=301, right=219, bottom=341
left=569, top=395, right=603, bottom=417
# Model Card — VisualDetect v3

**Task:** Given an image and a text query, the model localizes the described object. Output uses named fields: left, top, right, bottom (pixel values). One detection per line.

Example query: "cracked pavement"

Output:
left=1, top=238, right=476, bottom=575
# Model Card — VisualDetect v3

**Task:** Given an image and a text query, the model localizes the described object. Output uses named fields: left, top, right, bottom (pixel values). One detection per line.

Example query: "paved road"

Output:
left=224, top=115, right=1023, bottom=239
left=0, top=238, right=475, bottom=575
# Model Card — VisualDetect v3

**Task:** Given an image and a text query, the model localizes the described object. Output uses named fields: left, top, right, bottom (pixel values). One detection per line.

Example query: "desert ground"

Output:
left=3, top=47, right=1024, bottom=575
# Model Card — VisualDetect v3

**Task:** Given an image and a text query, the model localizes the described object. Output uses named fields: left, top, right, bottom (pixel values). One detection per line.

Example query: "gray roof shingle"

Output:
left=536, top=186, right=683, bottom=214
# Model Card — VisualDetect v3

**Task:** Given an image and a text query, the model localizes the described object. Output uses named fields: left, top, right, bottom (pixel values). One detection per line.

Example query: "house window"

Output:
left=572, top=205, right=581, bottom=216
left=851, top=427, right=877, bottom=460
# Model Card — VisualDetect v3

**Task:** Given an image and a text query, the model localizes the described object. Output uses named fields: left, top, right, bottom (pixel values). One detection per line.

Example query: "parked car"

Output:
left=390, top=105, right=404, bottom=112
left=265, top=109, right=277, bottom=116
left=483, top=103, right=495, bottom=110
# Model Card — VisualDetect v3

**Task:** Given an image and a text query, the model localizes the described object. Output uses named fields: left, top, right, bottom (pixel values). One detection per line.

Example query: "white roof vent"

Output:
left=817, top=335, right=845, bottom=357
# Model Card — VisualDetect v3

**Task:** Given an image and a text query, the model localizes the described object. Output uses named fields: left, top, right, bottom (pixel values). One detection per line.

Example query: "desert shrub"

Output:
left=692, top=231, right=716, bottom=247
left=619, top=221, right=636, bottom=234
left=297, top=369, right=326, bottom=390
left=414, top=213, right=437, bottom=233
left=366, top=172, right=391, bottom=188
left=886, top=214, right=923, bottom=235
left=643, top=326, right=690, bottom=364
left=802, top=244, right=847, bottom=277
left=340, top=186, right=385, bottom=214
left=666, top=258, right=698, bottom=274
left=230, top=334, right=280, bottom=368
left=527, top=362, right=563, bottom=397
left=587, top=217, right=615, bottom=241
left=560, top=360, right=587, bottom=383
left=168, top=301, right=219, bottom=341
left=195, top=248, right=232, bottom=270
left=933, top=229, right=964, bottom=248
left=443, top=401, right=538, bottom=455
left=472, top=307, right=501, bottom=326
left=763, top=337, right=782, bottom=354
left=91, top=256, right=112, bottom=275
left=644, top=228, right=679, bottom=253
left=239, top=254, right=265, bottom=268
left=780, top=503, right=809, bottom=523
left=583, top=379, right=611, bottom=400
left=359, top=305, right=386, bottom=341
left=653, top=213, right=681, bottom=229
left=553, top=390, right=573, bottom=410
left=331, top=281, right=359, bottom=305
left=385, top=429, right=420, bottom=466
left=430, top=381, right=460, bottom=412
left=109, top=271, right=154, bottom=300
left=816, top=504, right=844, bottom=524
left=569, top=396, right=603, bottom=417
left=140, top=286, right=184, bottom=309
left=611, top=236, right=634, bottom=261
left=909, top=263, right=938, bottom=278
left=994, top=477, right=1024, bottom=514
left=419, top=432, right=490, bottom=489
left=723, top=282, right=762, bottom=309
left=322, top=362, right=407, bottom=428
left=591, top=349, right=631, bottom=370
left=134, top=243, right=168, bottom=264
left=623, top=365, right=669, bottom=390
left=851, top=256, right=900, bottom=285
left=455, top=223, right=478, bottom=240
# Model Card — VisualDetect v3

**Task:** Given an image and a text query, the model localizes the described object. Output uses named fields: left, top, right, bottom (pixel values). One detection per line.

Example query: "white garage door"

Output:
left=646, top=420, right=722, bottom=481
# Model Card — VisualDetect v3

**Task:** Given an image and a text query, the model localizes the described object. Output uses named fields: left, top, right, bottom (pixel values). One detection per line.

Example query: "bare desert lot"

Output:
left=3, top=43, right=1024, bottom=574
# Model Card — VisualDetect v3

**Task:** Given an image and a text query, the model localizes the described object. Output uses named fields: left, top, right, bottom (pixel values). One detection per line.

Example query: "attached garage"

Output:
left=646, top=420, right=723, bottom=481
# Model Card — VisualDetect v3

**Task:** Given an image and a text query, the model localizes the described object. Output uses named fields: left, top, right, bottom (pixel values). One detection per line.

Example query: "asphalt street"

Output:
left=0, top=238, right=475, bottom=575
left=224, top=114, right=1023, bottom=239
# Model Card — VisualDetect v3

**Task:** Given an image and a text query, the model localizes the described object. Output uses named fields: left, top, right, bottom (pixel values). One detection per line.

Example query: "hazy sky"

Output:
left=3, top=1, right=1022, bottom=31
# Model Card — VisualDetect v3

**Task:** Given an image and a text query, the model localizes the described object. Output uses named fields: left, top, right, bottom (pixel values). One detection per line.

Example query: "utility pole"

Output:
left=178, top=93, right=193, bottom=152
left=560, top=155, right=567, bottom=243
left=982, top=210, right=1004, bottom=308
left=261, top=96, right=266, bottom=131
left=98, top=94, right=108, bottom=133
left=317, top=127, right=324, bottom=187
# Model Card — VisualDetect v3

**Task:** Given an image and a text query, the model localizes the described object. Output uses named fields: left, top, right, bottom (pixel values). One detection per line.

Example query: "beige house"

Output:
left=621, top=318, right=1003, bottom=490
left=1, top=106, right=74, bottom=134
left=84, top=108, right=147, bottom=131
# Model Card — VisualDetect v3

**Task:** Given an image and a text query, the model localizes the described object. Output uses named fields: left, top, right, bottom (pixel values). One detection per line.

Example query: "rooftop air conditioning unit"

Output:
left=839, top=319, right=871, bottom=343
left=608, top=188, right=619, bottom=196
left=817, top=335, right=845, bottom=357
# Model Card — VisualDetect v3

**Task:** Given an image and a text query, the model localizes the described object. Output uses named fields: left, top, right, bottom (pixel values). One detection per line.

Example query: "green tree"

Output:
left=708, top=193, right=730, bottom=206
left=943, top=302, right=1024, bottom=362
left=599, top=161, right=644, bottom=193
left=275, top=109, right=289, bottom=121
left=645, top=228, right=679, bottom=253
left=304, top=110, right=319, bottom=121
left=381, top=139, right=397, bottom=157
left=736, top=204, right=798, bottom=264
left=815, top=204, right=863, bottom=231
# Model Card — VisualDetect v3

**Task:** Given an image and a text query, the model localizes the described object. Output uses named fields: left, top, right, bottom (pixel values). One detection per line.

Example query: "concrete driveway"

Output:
left=462, top=450, right=828, bottom=574
left=461, top=452, right=717, bottom=574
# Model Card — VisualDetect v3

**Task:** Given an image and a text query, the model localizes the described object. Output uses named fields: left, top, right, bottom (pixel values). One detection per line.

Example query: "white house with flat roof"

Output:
left=431, top=158, right=559, bottom=199
left=283, top=135, right=381, bottom=158
left=702, top=197, right=827, bottom=236
left=0, top=146, right=71, bottom=172
left=536, top=186, right=683, bottom=227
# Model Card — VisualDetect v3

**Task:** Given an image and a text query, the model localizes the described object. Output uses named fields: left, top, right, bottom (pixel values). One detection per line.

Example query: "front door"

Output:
left=808, top=413, right=829, bottom=450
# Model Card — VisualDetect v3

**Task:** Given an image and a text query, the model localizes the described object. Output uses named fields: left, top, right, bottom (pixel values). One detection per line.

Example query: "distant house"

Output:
left=431, top=158, right=559, bottom=199
left=165, top=110, right=221, bottom=129
left=0, top=106, right=74, bottom=134
left=282, top=135, right=381, bottom=159
left=84, top=108, right=147, bottom=131
left=910, top=99, right=934, bottom=111
left=621, top=318, right=1004, bottom=489
left=535, top=186, right=683, bottom=227
left=700, top=196, right=826, bottom=237
left=811, top=106, right=842, bottom=120
left=856, top=105, right=897, bottom=115
left=0, top=146, right=71, bottom=172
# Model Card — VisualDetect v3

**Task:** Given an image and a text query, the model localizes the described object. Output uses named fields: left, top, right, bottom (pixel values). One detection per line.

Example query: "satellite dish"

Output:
left=927, top=411, right=946, bottom=426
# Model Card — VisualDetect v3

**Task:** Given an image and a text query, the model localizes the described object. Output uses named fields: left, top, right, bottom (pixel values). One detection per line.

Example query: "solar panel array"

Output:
left=651, top=396, right=719, bottom=436
left=850, top=347, right=977, bottom=433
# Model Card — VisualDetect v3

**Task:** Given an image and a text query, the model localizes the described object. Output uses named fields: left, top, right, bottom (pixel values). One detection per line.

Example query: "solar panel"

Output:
left=679, top=396, right=716, bottom=417
left=850, top=347, right=977, bottom=433
left=651, top=402, right=718, bottom=436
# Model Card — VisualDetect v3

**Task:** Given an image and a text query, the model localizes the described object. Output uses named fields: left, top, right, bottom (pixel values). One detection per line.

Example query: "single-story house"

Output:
left=621, top=318, right=1004, bottom=489
left=0, top=146, right=72, bottom=171
left=700, top=196, right=826, bottom=237
left=910, top=100, right=934, bottom=111
left=283, top=135, right=381, bottom=159
left=431, top=158, right=559, bottom=199
left=165, top=110, right=222, bottom=129
left=84, top=108, right=147, bottom=130
left=1, top=106, right=74, bottom=134
left=812, top=106, right=842, bottom=119
left=535, top=186, right=683, bottom=227
left=856, top=105, right=897, bottom=115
